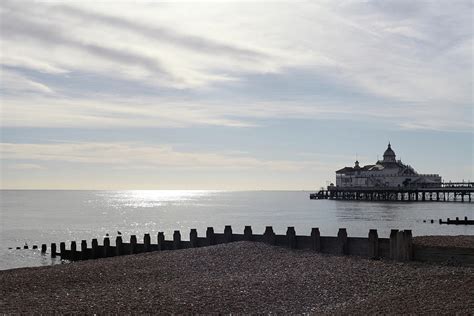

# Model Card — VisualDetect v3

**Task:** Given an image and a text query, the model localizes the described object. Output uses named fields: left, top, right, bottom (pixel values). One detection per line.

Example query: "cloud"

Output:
left=0, top=0, right=472, bottom=132
left=0, top=142, right=337, bottom=172
left=7, top=163, right=44, bottom=170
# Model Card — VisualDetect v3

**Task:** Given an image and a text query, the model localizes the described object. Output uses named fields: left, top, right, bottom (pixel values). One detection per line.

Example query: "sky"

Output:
left=0, top=0, right=473, bottom=190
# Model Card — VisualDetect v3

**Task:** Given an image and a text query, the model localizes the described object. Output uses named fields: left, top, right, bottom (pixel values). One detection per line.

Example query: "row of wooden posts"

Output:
left=34, top=226, right=414, bottom=262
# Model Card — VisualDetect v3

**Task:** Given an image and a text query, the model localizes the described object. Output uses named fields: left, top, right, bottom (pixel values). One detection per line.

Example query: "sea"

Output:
left=1, top=190, right=473, bottom=270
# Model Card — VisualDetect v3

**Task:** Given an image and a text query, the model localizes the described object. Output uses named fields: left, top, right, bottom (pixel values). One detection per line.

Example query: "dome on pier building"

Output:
left=382, top=143, right=396, bottom=163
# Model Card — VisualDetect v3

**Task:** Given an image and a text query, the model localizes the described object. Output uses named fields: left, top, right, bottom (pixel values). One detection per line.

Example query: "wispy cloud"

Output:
left=0, top=142, right=337, bottom=172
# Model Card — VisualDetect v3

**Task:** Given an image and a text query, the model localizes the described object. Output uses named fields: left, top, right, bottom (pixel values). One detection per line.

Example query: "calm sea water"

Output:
left=1, top=190, right=473, bottom=270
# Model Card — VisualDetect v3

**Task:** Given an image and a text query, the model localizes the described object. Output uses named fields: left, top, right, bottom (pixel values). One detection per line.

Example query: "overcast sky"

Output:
left=1, top=0, right=472, bottom=189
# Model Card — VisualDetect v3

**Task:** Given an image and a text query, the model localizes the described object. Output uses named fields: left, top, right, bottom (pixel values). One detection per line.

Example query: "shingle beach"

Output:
left=1, top=238, right=473, bottom=314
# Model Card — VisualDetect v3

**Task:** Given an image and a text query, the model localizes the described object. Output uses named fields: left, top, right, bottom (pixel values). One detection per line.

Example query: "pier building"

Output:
left=335, top=143, right=441, bottom=188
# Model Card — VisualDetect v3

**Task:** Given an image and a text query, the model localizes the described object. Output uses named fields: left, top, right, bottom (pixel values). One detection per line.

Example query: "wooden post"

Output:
left=60, top=242, right=66, bottom=259
left=81, top=240, right=87, bottom=260
left=396, top=231, right=405, bottom=261
left=263, top=226, right=275, bottom=245
left=224, top=225, right=233, bottom=243
left=51, top=243, right=57, bottom=258
left=71, top=241, right=77, bottom=261
left=389, top=229, right=398, bottom=260
left=286, top=226, right=296, bottom=249
left=190, top=229, right=198, bottom=247
left=103, top=237, right=111, bottom=257
left=173, top=230, right=181, bottom=249
left=368, top=229, right=378, bottom=259
left=311, top=228, right=321, bottom=252
left=157, top=232, right=165, bottom=251
left=404, top=230, right=413, bottom=261
left=41, top=244, right=47, bottom=253
left=91, top=239, right=99, bottom=259
left=116, top=236, right=123, bottom=256
left=144, top=233, right=151, bottom=252
left=206, top=227, right=216, bottom=246
left=244, top=226, right=253, bottom=241
left=337, top=228, right=348, bottom=254
left=33, top=245, right=38, bottom=249
left=130, top=235, right=137, bottom=254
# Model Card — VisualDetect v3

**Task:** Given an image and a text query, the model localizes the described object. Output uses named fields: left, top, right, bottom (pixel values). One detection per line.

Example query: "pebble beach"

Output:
left=1, top=239, right=473, bottom=314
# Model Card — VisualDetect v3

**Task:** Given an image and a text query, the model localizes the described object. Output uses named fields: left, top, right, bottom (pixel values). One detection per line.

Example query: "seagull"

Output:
left=117, top=231, right=122, bottom=235
left=105, top=233, right=109, bottom=237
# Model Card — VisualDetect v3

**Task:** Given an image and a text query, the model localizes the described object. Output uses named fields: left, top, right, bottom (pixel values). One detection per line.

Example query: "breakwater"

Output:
left=33, top=226, right=474, bottom=266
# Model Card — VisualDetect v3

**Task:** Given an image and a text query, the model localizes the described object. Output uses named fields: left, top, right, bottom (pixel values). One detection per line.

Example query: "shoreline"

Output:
left=1, top=239, right=473, bottom=314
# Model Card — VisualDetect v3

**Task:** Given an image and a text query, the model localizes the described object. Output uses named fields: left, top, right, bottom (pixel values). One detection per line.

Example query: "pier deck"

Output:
left=310, top=182, right=473, bottom=202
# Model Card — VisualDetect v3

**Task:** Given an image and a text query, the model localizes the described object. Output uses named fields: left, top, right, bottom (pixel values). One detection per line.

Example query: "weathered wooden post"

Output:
left=91, top=238, right=99, bottom=259
left=206, top=227, right=216, bottom=246
left=33, top=245, right=38, bottom=249
left=144, top=233, right=151, bottom=252
left=244, top=226, right=253, bottom=241
left=396, top=231, right=406, bottom=261
left=23, top=244, right=28, bottom=249
left=103, top=237, right=111, bottom=257
left=404, top=230, right=413, bottom=261
left=337, top=228, right=348, bottom=255
left=130, top=235, right=137, bottom=254
left=311, top=228, right=321, bottom=252
left=190, top=229, right=198, bottom=247
left=389, top=229, right=398, bottom=260
left=116, top=236, right=123, bottom=256
left=41, top=244, right=47, bottom=253
left=173, top=230, right=181, bottom=250
left=263, top=226, right=276, bottom=245
left=71, top=241, right=77, bottom=261
left=157, top=232, right=165, bottom=251
left=60, top=242, right=66, bottom=259
left=368, top=229, right=379, bottom=259
left=286, top=226, right=296, bottom=249
left=81, top=240, right=88, bottom=260
left=224, top=225, right=233, bottom=243
left=51, top=243, right=57, bottom=258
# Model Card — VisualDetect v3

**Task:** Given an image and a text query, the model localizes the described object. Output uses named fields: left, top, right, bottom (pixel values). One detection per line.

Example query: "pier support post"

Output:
left=116, top=236, right=123, bottom=256
left=173, top=230, right=181, bottom=250
left=51, top=243, right=57, bottom=258
left=263, top=226, right=276, bottom=245
left=244, top=226, right=253, bottom=241
left=368, top=229, right=379, bottom=259
left=190, top=229, right=198, bottom=247
left=206, top=227, right=216, bottom=246
left=130, top=235, right=137, bottom=254
left=41, top=244, right=47, bottom=253
left=337, top=228, right=348, bottom=254
left=103, top=237, right=111, bottom=257
left=91, top=239, right=99, bottom=259
left=311, top=228, right=321, bottom=252
left=389, top=229, right=398, bottom=260
left=81, top=240, right=87, bottom=260
left=286, top=227, right=296, bottom=249
left=224, top=225, right=233, bottom=243
left=144, top=233, right=151, bottom=252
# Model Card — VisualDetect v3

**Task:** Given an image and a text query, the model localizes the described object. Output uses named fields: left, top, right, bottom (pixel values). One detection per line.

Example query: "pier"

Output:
left=310, top=182, right=473, bottom=202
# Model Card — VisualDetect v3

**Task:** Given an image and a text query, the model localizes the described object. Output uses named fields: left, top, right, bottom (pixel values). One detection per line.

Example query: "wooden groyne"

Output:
left=33, top=226, right=474, bottom=266
left=439, top=217, right=474, bottom=225
left=311, top=182, right=474, bottom=202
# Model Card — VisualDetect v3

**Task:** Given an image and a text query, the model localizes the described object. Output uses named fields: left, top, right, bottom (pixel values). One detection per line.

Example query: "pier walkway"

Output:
left=310, top=182, right=473, bottom=202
